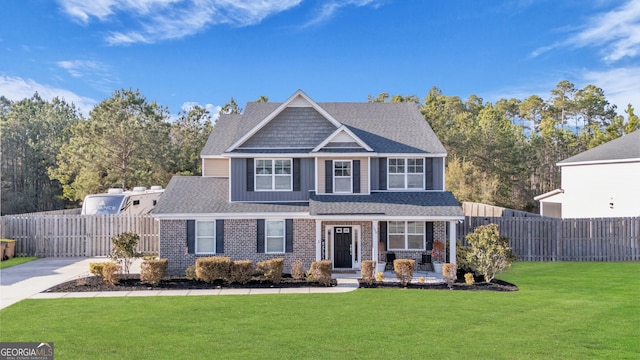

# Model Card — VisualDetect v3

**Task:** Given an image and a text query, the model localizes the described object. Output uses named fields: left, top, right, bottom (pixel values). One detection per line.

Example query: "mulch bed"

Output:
left=44, top=275, right=337, bottom=293
left=359, top=278, right=518, bottom=291
left=45, top=275, right=517, bottom=293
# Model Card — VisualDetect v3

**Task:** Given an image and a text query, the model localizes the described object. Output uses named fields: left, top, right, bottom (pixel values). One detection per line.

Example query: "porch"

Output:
left=332, top=269, right=445, bottom=284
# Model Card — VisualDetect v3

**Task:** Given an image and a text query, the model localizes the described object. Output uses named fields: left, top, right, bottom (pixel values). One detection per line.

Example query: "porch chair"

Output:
left=419, top=254, right=433, bottom=271
left=385, top=252, right=396, bottom=270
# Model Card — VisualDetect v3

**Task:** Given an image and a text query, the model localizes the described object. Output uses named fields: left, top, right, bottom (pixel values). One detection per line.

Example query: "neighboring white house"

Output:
left=535, top=130, right=640, bottom=218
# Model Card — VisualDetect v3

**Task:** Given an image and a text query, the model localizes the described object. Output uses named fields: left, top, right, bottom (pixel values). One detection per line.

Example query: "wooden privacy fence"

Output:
left=457, top=216, right=640, bottom=261
left=0, top=214, right=159, bottom=257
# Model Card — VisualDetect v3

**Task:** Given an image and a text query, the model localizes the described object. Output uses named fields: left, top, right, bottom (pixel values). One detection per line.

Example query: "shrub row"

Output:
left=90, top=259, right=169, bottom=286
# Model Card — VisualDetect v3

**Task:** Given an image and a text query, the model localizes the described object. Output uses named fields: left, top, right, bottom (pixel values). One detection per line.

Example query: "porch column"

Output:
left=449, top=221, right=457, bottom=264
left=315, top=220, right=322, bottom=261
left=372, top=220, right=379, bottom=267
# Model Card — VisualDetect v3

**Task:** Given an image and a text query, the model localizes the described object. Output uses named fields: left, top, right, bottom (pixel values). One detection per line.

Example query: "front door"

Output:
left=334, top=227, right=352, bottom=268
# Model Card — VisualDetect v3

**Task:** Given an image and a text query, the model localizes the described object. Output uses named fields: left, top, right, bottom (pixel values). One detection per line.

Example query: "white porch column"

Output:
left=315, top=220, right=322, bottom=261
left=449, top=221, right=457, bottom=264
left=372, top=220, right=379, bottom=266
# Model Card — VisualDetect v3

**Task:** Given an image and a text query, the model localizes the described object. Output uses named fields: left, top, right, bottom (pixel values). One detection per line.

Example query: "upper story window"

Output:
left=255, top=159, right=292, bottom=191
left=388, top=158, right=424, bottom=189
left=196, top=220, right=216, bottom=254
left=388, top=221, right=424, bottom=250
left=333, top=160, right=352, bottom=193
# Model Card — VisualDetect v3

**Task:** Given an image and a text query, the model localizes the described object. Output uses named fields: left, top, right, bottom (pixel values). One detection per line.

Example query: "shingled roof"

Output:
left=558, top=130, right=640, bottom=166
left=153, top=176, right=309, bottom=216
left=201, top=99, right=446, bottom=156
left=309, top=192, right=463, bottom=218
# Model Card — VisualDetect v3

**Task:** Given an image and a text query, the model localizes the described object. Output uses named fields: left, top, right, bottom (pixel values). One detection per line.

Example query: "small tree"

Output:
left=465, top=224, right=513, bottom=283
left=111, top=232, right=142, bottom=274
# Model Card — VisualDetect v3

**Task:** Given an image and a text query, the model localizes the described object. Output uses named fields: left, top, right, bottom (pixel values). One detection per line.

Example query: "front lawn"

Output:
left=0, top=256, right=37, bottom=270
left=1, top=262, right=638, bottom=359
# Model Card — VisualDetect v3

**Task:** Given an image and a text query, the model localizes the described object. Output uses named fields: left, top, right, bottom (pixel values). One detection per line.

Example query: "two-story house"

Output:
left=153, top=90, right=463, bottom=275
left=534, top=129, right=640, bottom=218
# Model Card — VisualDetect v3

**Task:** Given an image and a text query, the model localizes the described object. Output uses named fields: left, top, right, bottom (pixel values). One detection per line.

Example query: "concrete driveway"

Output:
left=0, top=257, right=141, bottom=310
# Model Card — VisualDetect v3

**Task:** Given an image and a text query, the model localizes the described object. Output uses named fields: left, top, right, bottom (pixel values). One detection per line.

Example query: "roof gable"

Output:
left=226, top=90, right=341, bottom=152
left=313, top=126, right=373, bottom=152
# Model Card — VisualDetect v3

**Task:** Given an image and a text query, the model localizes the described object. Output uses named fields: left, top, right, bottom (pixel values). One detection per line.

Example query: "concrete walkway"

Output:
left=0, top=257, right=360, bottom=310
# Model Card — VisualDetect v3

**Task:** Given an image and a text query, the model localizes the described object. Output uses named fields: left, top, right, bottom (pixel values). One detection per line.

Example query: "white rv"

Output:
left=81, top=186, right=164, bottom=215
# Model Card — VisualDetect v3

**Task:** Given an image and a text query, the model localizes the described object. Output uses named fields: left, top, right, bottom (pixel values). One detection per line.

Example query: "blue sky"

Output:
left=1, top=0, right=639, bottom=118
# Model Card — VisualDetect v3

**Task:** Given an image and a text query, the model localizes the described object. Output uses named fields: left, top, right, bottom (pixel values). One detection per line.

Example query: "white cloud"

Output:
left=533, top=0, right=640, bottom=63
left=57, top=0, right=302, bottom=45
left=181, top=101, right=221, bottom=122
left=302, top=0, right=380, bottom=28
left=56, top=59, right=119, bottom=93
left=0, top=75, right=97, bottom=116
left=582, top=67, right=640, bottom=110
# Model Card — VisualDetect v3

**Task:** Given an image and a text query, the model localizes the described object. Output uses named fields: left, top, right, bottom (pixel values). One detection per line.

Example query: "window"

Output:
left=255, top=159, right=292, bottom=191
left=388, top=158, right=424, bottom=189
left=196, top=220, right=216, bottom=254
left=333, top=160, right=352, bottom=193
left=388, top=221, right=424, bottom=250
left=266, top=220, right=285, bottom=253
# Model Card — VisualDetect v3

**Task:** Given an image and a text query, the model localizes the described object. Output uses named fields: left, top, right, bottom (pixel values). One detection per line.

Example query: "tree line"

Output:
left=1, top=82, right=638, bottom=215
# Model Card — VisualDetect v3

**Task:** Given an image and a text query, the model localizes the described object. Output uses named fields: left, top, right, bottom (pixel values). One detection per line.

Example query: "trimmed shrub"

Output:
left=361, top=260, right=375, bottom=285
left=393, top=259, right=415, bottom=286
left=102, top=262, right=121, bottom=285
left=257, top=258, right=284, bottom=284
left=291, top=260, right=305, bottom=280
left=196, top=256, right=232, bottom=283
left=464, top=272, right=475, bottom=285
left=89, top=262, right=105, bottom=277
left=465, top=224, right=514, bottom=282
left=310, top=260, right=332, bottom=286
left=185, top=265, right=197, bottom=280
left=375, top=272, right=385, bottom=282
left=140, top=258, right=168, bottom=286
left=230, top=260, right=254, bottom=284
left=442, top=263, right=457, bottom=289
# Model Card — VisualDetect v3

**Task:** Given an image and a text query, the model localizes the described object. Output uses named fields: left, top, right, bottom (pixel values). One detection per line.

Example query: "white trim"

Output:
left=254, top=158, right=293, bottom=192
left=534, top=189, right=564, bottom=201
left=153, top=212, right=309, bottom=220
left=225, top=90, right=342, bottom=152
left=557, top=158, right=640, bottom=167
left=387, top=157, right=425, bottom=190
left=312, top=126, right=374, bottom=152
left=326, top=224, right=362, bottom=269
left=201, top=155, right=229, bottom=159
left=265, top=219, right=286, bottom=254
left=379, top=153, right=448, bottom=158
left=333, top=160, right=353, bottom=193
left=195, top=220, right=216, bottom=255
left=386, top=220, right=426, bottom=251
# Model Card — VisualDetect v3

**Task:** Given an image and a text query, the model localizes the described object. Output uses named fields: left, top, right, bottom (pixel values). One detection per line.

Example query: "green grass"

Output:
left=0, top=256, right=38, bottom=269
left=1, top=262, right=638, bottom=359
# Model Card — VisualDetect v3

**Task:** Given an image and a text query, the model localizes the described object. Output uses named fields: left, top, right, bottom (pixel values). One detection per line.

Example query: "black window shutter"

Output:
left=293, top=158, right=301, bottom=191
left=186, top=220, right=195, bottom=254
left=216, top=219, right=224, bottom=254
left=325, top=160, right=333, bottom=193
left=425, top=222, right=434, bottom=250
left=256, top=219, right=265, bottom=253
left=379, top=221, right=387, bottom=246
left=246, top=158, right=254, bottom=192
left=379, top=158, right=387, bottom=190
left=285, top=219, right=294, bottom=252
left=352, top=160, right=360, bottom=193
left=425, top=158, right=434, bottom=190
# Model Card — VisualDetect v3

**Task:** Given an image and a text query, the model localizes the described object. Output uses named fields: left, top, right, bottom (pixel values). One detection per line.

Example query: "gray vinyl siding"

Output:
left=231, top=158, right=315, bottom=201
left=239, top=107, right=337, bottom=149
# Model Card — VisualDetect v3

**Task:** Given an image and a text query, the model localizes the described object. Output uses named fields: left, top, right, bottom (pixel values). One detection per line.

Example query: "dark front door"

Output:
left=334, top=227, right=352, bottom=268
